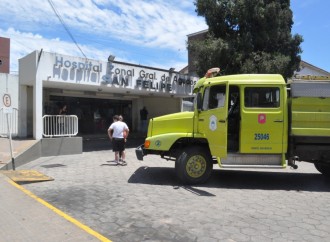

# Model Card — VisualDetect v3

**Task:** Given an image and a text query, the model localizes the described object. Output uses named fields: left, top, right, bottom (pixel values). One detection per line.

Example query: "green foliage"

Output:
left=189, top=0, right=303, bottom=78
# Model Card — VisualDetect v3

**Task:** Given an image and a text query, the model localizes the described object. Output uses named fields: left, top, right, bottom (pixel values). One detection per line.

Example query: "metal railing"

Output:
left=43, top=115, right=78, bottom=137
left=0, top=108, right=18, bottom=137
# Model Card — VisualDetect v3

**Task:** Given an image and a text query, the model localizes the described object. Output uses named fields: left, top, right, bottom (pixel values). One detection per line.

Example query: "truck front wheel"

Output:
left=175, top=146, right=213, bottom=184
left=314, top=163, right=330, bottom=177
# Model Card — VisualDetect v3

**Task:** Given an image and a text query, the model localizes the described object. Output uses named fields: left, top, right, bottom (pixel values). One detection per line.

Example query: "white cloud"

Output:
left=0, top=28, right=110, bottom=72
left=0, top=0, right=207, bottom=73
left=0, top=0, right=206, bottom=49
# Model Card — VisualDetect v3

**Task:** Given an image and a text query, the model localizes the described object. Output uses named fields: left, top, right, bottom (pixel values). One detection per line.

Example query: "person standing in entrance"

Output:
left=140, top=106, right=148, bottom=133
left=59, top=104, right=68, bottom=115
left=108, top=115, right=129, bottom=166
left=58, top=104, right=68, bottom=134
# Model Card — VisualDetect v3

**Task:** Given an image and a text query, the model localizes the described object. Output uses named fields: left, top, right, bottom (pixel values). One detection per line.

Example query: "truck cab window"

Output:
left=244, top=87, right=280, bottom=108
left=202, top=85, right=226, bottom=110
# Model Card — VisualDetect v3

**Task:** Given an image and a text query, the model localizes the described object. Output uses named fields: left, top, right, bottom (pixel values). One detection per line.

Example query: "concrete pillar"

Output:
left=18, top=85, right=27, bottom=137
left=34, top=70, right=43, bottom=139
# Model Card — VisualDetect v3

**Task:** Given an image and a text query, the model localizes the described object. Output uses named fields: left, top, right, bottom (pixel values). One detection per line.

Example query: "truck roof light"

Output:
left=205, top=67, right=221, bottom=78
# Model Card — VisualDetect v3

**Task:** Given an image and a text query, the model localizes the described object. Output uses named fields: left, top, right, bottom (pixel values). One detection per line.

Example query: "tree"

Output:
left=188, top=0, right=303, bottom=79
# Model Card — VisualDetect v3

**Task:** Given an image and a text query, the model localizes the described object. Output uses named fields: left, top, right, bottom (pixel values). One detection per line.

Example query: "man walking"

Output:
left=108, top=115, right=129, bottom=165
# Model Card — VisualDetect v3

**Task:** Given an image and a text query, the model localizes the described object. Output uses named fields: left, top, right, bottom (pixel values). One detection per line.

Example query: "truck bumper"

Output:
left=135, top=145, right=145, bottom=161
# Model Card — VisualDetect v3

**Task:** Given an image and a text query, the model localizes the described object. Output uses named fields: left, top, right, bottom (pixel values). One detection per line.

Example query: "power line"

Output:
left=47, top=0, right=87, bottom=59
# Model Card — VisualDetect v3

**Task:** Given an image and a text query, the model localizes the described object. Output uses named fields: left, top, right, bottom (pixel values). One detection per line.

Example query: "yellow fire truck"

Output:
left=136, top=68, right=330, bottom=184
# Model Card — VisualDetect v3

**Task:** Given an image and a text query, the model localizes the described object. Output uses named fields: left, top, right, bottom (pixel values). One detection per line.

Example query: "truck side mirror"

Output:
left=196, top=93, right=202, bottom=111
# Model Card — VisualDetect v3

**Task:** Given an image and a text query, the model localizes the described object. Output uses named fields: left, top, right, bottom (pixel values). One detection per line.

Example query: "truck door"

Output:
left=241, top=86, right=284, bottom=153
left=198, top=82, right=229, bottom=158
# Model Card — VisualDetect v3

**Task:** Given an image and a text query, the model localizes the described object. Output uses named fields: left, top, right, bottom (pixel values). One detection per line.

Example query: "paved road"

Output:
left=19, top=145, right=330, bottom=242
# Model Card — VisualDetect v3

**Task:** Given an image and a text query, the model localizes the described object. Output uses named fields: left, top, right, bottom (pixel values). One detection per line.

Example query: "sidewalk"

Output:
left=0, top=134, right=146, bottom=168
left=0, top=172, right=109, bottom=242
left=0, top=134, right=146, bottom=242
left=0, top=137, right=38, bottom=165
left=0, top=136, right=112, bottom=241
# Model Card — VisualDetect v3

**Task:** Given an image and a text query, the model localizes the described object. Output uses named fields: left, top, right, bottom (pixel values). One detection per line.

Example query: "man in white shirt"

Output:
left=108, top=115, right=129, bottom=165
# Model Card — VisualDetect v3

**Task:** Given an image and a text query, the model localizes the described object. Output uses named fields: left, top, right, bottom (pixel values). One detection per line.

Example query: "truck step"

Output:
left=221, top=153, right=282, bottom=166
left=220, top=164, right=284, bottom=169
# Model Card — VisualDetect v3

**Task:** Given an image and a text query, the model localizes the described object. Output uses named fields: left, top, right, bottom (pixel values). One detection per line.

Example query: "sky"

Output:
left=0, top=0, right=329, bottom=74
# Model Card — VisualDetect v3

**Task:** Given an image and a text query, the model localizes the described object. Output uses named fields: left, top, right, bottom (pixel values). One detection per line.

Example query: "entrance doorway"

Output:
left=45, top=96, right=132, bottom=135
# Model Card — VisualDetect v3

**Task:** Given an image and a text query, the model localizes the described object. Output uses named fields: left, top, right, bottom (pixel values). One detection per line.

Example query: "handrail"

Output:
left=43, top=115, right=78, bottom=137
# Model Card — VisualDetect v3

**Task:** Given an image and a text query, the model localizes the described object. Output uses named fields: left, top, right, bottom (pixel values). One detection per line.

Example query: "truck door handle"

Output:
left=219, top=120, right=226, bottom=123
left=274, top=120, right=283, bottom=123
left=199, top=119, right=204, bottom=121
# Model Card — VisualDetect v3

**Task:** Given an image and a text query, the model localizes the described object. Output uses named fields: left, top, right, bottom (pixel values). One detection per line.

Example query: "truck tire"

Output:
left=314, top=163, right=330, bottom=177
left=175, top=146, right=213, bottom=184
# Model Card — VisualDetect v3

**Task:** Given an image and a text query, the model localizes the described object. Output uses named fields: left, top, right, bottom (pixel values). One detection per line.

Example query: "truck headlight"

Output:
left=144, top=140, right=151, bottom=148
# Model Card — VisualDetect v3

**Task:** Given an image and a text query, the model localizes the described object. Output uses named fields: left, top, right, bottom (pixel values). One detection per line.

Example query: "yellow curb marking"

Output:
left=8, top=180, right=112, bottom=242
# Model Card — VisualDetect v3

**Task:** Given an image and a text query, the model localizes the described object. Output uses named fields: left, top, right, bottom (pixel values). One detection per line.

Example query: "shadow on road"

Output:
left=128, top=166, right=178, bottom=185
left=128, top=166, right=330, bottom=192
left=128, top=166, right=216, bottom=196
left=83, top=136, right=144, bottom=152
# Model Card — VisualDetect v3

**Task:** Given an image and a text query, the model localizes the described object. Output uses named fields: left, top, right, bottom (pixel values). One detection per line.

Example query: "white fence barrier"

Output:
left=0, top=108, right=18, bottom=137
left=43, top=115, right=78, bottom=137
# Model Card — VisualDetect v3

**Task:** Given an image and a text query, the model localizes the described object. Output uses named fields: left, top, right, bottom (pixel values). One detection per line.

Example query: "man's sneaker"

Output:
left=120, top=160, right=127, bottom=166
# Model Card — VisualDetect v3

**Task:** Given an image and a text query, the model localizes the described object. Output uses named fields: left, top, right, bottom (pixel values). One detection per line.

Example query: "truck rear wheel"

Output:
left=175, top=146, right=213, bottom=184
left=314, top=163, right=330, bottom=177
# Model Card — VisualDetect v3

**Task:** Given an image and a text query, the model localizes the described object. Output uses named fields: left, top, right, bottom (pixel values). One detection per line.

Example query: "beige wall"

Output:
left=142, top=96, right=181, bottom=119
left=0, top=37, right=10, bottom=74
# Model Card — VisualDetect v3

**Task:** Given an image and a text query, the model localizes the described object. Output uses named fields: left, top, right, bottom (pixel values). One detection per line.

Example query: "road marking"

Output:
left=1, top=170, right=54, bottom=182
left=8, top=180, right=112, bottom=242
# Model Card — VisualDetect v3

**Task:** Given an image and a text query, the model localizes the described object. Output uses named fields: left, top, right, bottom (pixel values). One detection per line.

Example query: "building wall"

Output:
left=0, top=37, right=10, bottom=74
left=0, top=73, right=19, bottom=136
left=19, top=51, right=38, bottom=85
left=187, top=30, right=208, bottom=75
left=142, top=96, right=181, bottom=119
left=295, top=61, right=330, bottom=76
left=17, top=50, right=198, bottom=139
